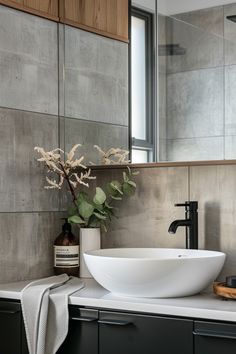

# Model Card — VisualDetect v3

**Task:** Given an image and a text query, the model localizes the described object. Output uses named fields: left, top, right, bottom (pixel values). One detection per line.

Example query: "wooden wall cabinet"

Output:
left=0, top=0, right=129, bottom=42
left=0, top=0, right=59, bottom=21
left=60, top=0, right=129, bottom=42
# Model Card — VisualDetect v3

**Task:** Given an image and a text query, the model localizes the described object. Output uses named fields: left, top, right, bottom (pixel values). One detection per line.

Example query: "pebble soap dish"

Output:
left=214, top=276, right=236, bottom=299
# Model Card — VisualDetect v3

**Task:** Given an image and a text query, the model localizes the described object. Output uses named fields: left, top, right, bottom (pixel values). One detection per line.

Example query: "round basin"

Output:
left=84, top=248, right=226, bottom=298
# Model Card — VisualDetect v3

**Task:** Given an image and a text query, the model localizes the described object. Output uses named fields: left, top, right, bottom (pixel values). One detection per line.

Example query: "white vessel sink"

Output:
left=84, top=248, right=225, bottom=298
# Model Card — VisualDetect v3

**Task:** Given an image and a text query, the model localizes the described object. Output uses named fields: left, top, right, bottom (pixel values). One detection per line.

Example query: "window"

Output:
left=131, top=7, right=154, bottom=163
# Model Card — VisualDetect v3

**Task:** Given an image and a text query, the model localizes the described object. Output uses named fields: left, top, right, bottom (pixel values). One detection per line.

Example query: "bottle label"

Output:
left=54, top=245, right=79, bottom=268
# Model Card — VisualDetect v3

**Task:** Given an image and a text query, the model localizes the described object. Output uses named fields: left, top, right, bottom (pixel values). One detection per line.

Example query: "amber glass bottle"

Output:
left=54, top=219, right=79, bottom=277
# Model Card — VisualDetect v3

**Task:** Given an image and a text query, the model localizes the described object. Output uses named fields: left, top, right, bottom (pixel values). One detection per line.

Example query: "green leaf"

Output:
left=79, top=200, right=94, bottom=219
left=105, top=201, right=114, bottom=209
left=93, top=212, right=107, bottom=220
left=93, top=203, right=103, bottom=211
left=123, top=171, right=129, bottom=183
left=128, top=180, right=136, bottom=188
left=68, top=206, right=77, bottom=216
left=68, top=215, right=85, bottom=224
left=106, top=182, right=117, bottom=196
left=93, top=187, right=106, bottom=205
left=110, top=180, right=123, bottom=195
left=76, top=191, right=88, bottom=205
left=132, top=170, right=140, bottom=176
left=111, top=195, right=122, bottom=201
left=88, top=215, right=100, bottom=228
left=122, top=182, right=136, bottom=196
left=100, top=221, right=108, bottom=232
left=126, top=166, right=131, bottom=175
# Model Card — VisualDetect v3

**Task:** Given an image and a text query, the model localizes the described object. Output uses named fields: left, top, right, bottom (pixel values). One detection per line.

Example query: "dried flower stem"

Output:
left=59, top=162, right=77, bottom=206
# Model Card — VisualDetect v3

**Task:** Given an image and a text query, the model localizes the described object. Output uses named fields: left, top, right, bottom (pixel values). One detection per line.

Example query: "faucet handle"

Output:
left=175, top=202, right=189, bottom=207
left=175, top=201, right=198, bottom=211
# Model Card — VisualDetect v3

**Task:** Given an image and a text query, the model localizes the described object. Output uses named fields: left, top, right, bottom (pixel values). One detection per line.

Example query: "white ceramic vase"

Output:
left=79, top=228, right=101, bottom=278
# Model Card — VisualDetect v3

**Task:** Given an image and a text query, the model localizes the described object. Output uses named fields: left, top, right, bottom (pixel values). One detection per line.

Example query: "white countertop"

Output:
left=1, top=278, right=236, bottom=322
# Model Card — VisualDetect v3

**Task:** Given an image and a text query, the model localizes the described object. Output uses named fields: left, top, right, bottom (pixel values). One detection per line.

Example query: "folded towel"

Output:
left=21, top=274, right=84, bottom=354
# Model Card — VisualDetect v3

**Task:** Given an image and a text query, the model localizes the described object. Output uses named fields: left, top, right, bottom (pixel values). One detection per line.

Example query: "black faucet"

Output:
left=168, top=201, right=198, bottom=249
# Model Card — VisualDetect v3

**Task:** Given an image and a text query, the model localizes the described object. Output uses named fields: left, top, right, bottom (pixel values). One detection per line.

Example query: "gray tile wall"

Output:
left=98, top=164, right=236, bottom=281
left=159, top=3, right=236, bottom=161
left=0, top=6, right=58, bottom=115
left=0, top=5, right=129, bottom=283
left=64, top=26, right=129, bottom=126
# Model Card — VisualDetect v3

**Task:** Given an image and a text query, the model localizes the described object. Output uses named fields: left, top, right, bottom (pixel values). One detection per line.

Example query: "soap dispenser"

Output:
left=54, top=219, right=79, bottom=277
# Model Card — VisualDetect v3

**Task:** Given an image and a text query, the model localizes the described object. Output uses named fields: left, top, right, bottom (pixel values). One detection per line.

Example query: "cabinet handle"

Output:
left=98, top=319, right=132, bottom=326
left=0, top=310, right=20, bottom=314
left=193, top=330, right=236, bottom=340
left=71, top=316, right=97, bottom=322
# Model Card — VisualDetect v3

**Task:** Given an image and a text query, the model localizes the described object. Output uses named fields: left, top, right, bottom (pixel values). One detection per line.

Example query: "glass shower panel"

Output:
left=158, top=7, right=225, bottom=162
left=224, top=3, right=236, bottom=159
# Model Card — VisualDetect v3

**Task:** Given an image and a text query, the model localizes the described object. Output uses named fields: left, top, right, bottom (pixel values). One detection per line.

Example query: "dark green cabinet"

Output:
left=1, top=298, right=236, bottom=354
left=58, top=307, right=193, bottom=354
left=58, top=307, right=98, bottom=354
left=0, top=300, right=28, bottom=354
left=194, top=321, right=236, bottom=354
left=99, top=311, right=193, bottom=354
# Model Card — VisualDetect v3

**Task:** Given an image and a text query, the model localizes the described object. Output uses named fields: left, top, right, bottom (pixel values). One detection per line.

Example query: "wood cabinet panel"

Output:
left=0, top=0, right=59, bottom=21
left=61, top=0, right=129, bottom=42
left=24, top=0, right=58, bottom=17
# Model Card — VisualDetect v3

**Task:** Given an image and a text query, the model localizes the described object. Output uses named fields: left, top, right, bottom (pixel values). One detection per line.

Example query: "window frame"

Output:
left=130, top=6, right=155, bottom=163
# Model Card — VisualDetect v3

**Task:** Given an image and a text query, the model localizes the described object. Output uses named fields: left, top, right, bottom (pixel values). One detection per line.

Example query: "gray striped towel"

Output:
left=21, top=274, right=84, bottom=354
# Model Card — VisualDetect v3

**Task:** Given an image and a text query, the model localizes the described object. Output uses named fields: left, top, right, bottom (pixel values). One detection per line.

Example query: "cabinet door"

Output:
left=57, top=307, right=98, bottom=354
left=0, top=300, right=22, bottom=354
left=23, top=0, right=58, bottom=19
left=99, top=311, right=193, bottom=354
left=0, top=0, right=59, bottom=21
left=61, top=0, right=129, bottom=42
left=194, top=321, right=236, bottom=354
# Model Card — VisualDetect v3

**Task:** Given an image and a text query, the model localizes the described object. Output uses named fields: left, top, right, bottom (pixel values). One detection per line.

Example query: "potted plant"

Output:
left=35, top=144, right=138, bottom=277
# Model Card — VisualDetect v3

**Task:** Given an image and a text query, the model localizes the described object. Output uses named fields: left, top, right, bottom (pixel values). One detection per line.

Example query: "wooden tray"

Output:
left=213, top=282, right=236, bottom=299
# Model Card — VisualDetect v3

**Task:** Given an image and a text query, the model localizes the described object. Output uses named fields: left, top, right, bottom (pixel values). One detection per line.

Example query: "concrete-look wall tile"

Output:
left=64, top=26, right=128, bottom=126
left=225, top=65, right=236, bottom=136
left=175, top=6, right=224, bottom=36
left=224, top=3, right=236, bottom=66
left=167, top=137, right=224, bottom=162
left=0, top=5, right=58, bottom=115
left=158, top=14, right=167, bottom=75
left=58, top=24, right=65, bottom=117
left=159, top=139, right=167, bottom=161
left=64, top=117, right=129, bottom=165
left=225, top=135, right=236, bottom=159
left=0, top=212, right=64, bottom=283
left=159, top=73, right=167, bottom=139
left=190, top=165, right=236, bottom=280
left=0, top=107, right=59, bottom=212
left=166, top=13, right=223, bottom=74
left=167, top=68, right=224, bottom=139
left=94, top=167, right=188, bottom=249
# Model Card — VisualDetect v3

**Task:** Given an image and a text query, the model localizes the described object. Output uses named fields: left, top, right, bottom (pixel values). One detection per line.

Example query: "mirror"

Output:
left=132, top=0, right=236, bottom=163
left=60, top=0, right=236, bottom=165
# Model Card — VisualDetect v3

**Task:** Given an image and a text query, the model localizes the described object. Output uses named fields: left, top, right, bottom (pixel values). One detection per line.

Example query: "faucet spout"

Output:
left=168, top=201, right=198, bottom=249
left=168, top=219, right=190, bottom=234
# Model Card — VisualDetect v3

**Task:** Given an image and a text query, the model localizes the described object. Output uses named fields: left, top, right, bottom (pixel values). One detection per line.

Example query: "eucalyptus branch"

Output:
left=35, top=145, right=138, bottom=231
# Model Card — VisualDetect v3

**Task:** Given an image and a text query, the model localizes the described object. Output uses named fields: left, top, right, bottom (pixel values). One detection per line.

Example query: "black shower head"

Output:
left=158, top=44, right=186, bottom=56
left=226, top=15, right=236, bottom=23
